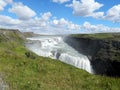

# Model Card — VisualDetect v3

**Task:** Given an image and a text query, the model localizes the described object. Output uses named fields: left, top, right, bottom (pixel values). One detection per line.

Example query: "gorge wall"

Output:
left=64, top=35, right=120, bottom=77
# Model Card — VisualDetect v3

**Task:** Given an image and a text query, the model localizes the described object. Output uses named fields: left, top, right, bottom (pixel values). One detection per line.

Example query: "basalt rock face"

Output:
left=64, top=36, right=120, bottom=77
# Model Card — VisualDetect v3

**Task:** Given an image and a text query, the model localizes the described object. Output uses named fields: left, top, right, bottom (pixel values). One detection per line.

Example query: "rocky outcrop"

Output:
left=0, top=29, right=39, bottom=42
left=0, top=29, right=25, bottom=42
left=64, top=36, right=120, bottom=77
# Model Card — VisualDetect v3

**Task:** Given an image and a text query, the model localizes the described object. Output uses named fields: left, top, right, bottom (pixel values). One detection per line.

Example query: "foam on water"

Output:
left=26, top=36, right=94, bottom=73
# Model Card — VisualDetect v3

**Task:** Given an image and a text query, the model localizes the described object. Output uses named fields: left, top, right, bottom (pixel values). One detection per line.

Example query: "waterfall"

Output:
left=26, top=36, right=94, bottom=73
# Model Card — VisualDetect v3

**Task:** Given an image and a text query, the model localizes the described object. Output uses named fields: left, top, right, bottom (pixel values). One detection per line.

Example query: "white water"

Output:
left=26, top=36, right=93, bottom=73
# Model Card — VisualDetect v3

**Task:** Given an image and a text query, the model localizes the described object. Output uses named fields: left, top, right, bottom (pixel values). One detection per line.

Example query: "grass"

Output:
left=71, top=33, right=120, bottom=40
left=0, top=31, right=120, bottom=90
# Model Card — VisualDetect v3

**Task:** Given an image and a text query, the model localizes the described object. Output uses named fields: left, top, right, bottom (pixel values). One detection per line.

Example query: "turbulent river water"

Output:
left=26, top=36, right=94, bottom=74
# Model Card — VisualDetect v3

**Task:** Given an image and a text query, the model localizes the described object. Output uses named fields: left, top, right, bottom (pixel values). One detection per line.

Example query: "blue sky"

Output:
left=0, top=0, right=120, bottom=34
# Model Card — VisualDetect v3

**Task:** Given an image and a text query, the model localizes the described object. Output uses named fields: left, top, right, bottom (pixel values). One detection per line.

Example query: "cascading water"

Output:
left=26, top=36, right=94, bottom=73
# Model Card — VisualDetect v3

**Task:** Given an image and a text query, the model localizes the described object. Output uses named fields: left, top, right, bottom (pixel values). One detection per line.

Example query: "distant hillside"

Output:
left=23, top=32, right=40, bottom=38
left=0, top=29, right=25, bottom=42
left=0, top=29, right=39, bottom=42
left=71, top=33, right=120, bottom=41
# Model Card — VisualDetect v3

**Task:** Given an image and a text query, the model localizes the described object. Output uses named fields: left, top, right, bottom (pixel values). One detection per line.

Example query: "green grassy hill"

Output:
left=0, top=29, right=120, bottom=90
left=71, top=33, right=120, bottom=40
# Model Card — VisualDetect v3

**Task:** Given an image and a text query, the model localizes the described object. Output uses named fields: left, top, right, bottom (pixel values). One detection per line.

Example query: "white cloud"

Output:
left=82, top=22, right=120, bottom=33
left=52, top=18, right=81, bottom=30
left=0, top=15, right=20, bottom=25
left=0, top=0, right=6, bottom=11
left=41, top=12, right=52, bottom=21
left=66, top=0, right=104, bottom=18
left=6, top=0, right=13, bottom=3
left=52, top=18, right=68, bottom=27
left=0, top=13, right=80, bottom=34
left=15, top=12, right=51, bottom=29
left=52, top=0, right=70, bottom=4
left=92, top=12, right=104, bottom=19
left=0, top=12, right=120, bottom=34
left=66, top=1, right=120, bottom=22
left=0, top=0, right=12, bottom=11
left=0, top=12, right=52, bottom=33
left=9, top=2, right=36, bottom=20
left=105, top=4, right=120, bottom=23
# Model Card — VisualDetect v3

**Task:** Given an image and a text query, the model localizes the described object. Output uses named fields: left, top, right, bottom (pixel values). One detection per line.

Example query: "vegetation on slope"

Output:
left=71, top=33, right=120, bottom=40
left=0, top=29, right=120, bottom=90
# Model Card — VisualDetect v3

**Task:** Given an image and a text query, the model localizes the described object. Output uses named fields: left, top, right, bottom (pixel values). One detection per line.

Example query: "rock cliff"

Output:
left=64, top=34, right=120, bottom=77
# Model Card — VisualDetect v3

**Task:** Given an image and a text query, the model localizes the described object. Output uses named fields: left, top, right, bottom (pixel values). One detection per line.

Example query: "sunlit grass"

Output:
left=71, top=33, right=120, bottom=40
